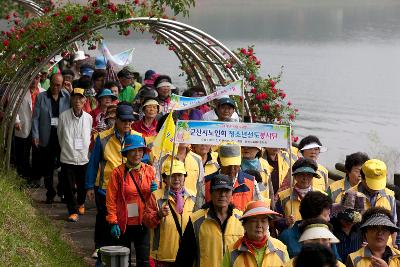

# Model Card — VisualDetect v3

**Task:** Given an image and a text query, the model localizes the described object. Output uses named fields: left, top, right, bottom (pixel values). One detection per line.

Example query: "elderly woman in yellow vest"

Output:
left=276, top=158, right=324, bottom=228
left=349, top=159, right=397, bottom=246
left=346, top=207, right=400, bottom=267
left=192, top=144, right=220, bottom=177
left=285, top=219, right=345, bottom=267
left=297, top=135, right=329, bottom=191
left=328, top=152, right=369, bottom=203
left=158, top=143, right=204, bottom=195
left=241, top=146, right=273, bottom=202
left=175, top=174, right=244, bottom=267
left=263, top=147, right=291, bottom=195
left=221, top=200, right=289, bottom=267
left=143, top=160, right=195, bottom=266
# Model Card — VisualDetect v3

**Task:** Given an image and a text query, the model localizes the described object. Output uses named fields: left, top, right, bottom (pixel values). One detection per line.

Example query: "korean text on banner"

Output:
left=175, top=120, right=289, bottom=148
left=169, top=80, right=243, bottom=111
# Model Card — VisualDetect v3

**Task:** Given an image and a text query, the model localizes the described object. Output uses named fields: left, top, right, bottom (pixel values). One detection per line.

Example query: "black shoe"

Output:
left=45, top=198, right=54, bottom=204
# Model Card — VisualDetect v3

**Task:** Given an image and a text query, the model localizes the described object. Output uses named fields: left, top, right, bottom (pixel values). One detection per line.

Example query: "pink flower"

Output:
left=290, top=114, right=295, bottom=121
left=250, top=88, right=257, bottom=94
left=287, top=101, right=292, bottom=106
left=240, top=48, right=247, bottom=55
left=3, top=39, right=9, bottom=47
left=262, top=104, right=270, bottom=111
left=91, top=1, right=98, bottom=7
left=94, top=8, right=102, bottom=15
left=123, top=29, right=131, bottom=36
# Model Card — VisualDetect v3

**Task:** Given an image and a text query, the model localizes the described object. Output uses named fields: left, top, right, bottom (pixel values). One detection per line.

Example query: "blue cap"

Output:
left=80, top=67, right=94, bottom=78
left=116, top=104, right=135, bottom=121
left=95, top=56, right=107, bottom=70
left=96, top=89, right=117, bottom=101
left=121, top=134, right=149, bottom=155
left=218, top=97, right=235, bottom=108
left=144, top=69, right=156, bottom=80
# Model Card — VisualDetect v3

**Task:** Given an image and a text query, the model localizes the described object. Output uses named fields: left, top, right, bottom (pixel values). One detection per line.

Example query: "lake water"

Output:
left=7, top=0, right=400, bottom=176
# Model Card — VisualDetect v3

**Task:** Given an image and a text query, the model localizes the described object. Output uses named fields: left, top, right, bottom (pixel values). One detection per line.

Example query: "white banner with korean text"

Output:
left=175, top=120, right=290, bottom=148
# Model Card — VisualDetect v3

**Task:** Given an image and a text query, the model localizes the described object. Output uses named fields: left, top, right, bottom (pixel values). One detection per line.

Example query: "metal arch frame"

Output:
left=13, top=0, right=49, bottom=16
left=1, top=17, right=252, bottom=168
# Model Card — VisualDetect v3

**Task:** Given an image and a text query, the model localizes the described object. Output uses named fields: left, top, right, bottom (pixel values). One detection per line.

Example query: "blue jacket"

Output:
left=32, top=90, right=70, bottom=147
left=278, top=220, right=342, bottom=261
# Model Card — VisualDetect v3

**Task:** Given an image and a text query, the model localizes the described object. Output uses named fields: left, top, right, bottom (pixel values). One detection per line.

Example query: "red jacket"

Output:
left=131, top=119, right=158, bottom=137
left=106, top=163, right=156, bottom=233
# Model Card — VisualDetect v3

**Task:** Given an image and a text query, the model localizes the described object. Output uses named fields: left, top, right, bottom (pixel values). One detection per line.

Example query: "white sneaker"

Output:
left=91, top=249, right=99, bottom=259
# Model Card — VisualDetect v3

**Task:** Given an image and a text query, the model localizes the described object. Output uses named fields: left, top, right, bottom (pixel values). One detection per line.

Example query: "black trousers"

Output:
left=39, top=133, right=61, bottom=200
left=61, top=163, right=87, bottom=214
left=14, top=135, right=32, bottom=178
left=94, top=189, right=113, bottom=249
left=119, top=225, right=150, bottom=267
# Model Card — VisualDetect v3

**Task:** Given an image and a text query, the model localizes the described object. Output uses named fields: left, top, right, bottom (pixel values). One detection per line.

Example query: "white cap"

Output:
left=156, top=81, right=176, bottom=89
left=299, top=224, right=339, bottom=243
left=300, top=142, right=327, bottom=153
left=73, top=50, right=86, bottom=62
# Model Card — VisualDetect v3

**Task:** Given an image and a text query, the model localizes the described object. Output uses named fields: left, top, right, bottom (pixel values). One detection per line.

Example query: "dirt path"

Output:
left=28, top=185, right=97, bottom=266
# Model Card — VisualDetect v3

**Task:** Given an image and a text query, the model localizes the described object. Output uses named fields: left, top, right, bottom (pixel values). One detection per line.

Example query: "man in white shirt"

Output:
left=58, top=88, right=92, bottom=222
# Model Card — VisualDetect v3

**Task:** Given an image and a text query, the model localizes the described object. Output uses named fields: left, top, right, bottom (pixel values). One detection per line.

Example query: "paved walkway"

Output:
left=28, top=185, right=97, bottom=266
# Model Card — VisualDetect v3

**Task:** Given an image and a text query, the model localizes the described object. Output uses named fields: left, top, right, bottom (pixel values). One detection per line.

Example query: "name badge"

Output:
left=51, top=117, right=58, bottom=127
left=127, top=203, right=139, bottom=218
left=74, top=138, right=84, bottom=150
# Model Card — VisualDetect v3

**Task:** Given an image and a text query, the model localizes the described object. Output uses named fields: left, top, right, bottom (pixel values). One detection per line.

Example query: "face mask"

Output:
left=241, top=158, right=261, bottom=172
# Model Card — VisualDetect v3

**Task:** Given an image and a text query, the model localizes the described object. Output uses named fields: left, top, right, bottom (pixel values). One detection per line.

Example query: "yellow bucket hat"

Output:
left=163, top=159, right=187, bottom=175
left=219, top=142, right=241, bottom=167
left=362, top=159, right=387, bottom=191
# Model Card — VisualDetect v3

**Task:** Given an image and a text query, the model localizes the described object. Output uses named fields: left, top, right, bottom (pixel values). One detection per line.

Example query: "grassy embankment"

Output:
left=0, top=169, right=86, bottom=266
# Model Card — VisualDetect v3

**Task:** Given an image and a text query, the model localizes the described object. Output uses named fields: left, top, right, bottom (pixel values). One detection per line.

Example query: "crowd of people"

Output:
left=10, top=51, right=400, bottom=267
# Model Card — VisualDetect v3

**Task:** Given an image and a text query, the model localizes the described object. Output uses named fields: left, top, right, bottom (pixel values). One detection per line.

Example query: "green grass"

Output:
left=0, top=169, right=86, bottom=267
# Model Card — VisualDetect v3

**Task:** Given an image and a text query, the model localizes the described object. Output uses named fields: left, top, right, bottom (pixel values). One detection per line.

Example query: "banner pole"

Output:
left=288, top=124, right=294, bottom=217
left=241, top=79, right=245, bottom=122
left=166, top=120, right=178, bottom=198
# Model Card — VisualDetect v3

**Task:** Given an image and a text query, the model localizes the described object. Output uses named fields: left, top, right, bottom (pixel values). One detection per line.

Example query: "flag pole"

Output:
left=241, top=79, right=245, bottom=122
left=288, top=124, right=294, bottom=217
left=166, top=117, right=178, bottom=198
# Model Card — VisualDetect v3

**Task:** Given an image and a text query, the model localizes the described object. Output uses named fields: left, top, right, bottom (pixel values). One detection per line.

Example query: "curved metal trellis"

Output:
left=0, top=17, right=252, bottom=168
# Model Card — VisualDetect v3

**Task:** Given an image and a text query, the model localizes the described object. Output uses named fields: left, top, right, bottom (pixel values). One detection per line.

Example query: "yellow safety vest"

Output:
left=95, top=127, right=142, bottom=190
left=313, top=164, right=329, bottom=191
left=348, top=246, right=400, bottom=267
left=327, top=178, right=353, bottom=203
left=149, top=189, right=195, bottom=262
left=223, top=237, right=289, bottom=267
left=278, top=188, right=326, bottom=222
left=190, top=207, right=244, bottom=267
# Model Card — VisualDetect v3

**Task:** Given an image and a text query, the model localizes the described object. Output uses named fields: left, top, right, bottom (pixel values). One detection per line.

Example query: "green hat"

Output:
left=292, top=166, right=319, bottom=177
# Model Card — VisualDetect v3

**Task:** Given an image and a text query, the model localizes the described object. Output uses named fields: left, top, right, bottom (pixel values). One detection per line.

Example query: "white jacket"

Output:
left=15, top=87, right=45, bottom=138
left=57, top=108, right=92, bottom=165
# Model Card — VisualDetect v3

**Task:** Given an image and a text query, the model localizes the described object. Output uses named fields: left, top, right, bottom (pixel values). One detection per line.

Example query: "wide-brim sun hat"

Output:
left=300, top=142, right=327, bottom=153
left=360, top=213, right=399, bottom=233
left=362, top=159, right=387, bottom=191
left=96, top=89, right=117, bottom=101
left=292, top=166, right=320, bottom=178
left=240, top=201, right=280, bottom=221
left=120, top=134, right=150, bottom=155
left=162, top=159, right=187, bottom=175
left=299, top=224, right=340, bottom=243
left=219, top=142, right=241, bottom=166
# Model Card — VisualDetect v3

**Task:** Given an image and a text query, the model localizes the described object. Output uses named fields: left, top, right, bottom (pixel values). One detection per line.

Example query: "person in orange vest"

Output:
left=221, top=200, right=289, bottom=267
left=196, top=142, right=256, bottom=211
left=106, top=134, right=157, bottom=267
